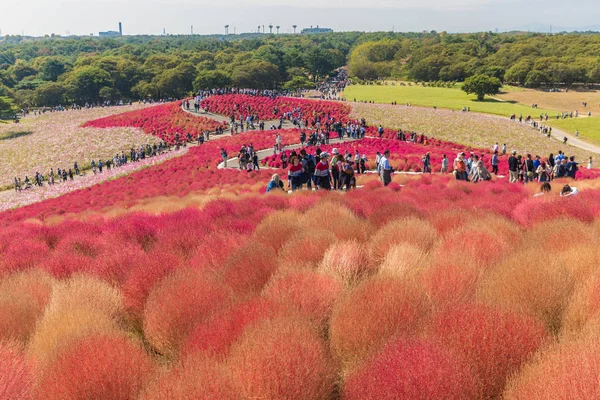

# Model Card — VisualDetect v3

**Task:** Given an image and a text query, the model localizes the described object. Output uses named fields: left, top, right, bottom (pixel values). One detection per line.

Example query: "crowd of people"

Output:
left=12, top=142, right=173, bottom=193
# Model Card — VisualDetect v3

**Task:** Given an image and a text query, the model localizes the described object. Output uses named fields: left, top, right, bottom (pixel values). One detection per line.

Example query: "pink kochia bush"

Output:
left=227, top=318, right=336, bottom=400
left=200, top=94, right=351, bottom=123
left=426, top=303, right=548, bottom=398
left=82, top=102, right=228, bottom=144
left=35, top=335, right=153, bottom=400
left=0, top=342, right=33, bottom=400
left=343, top=339, right=479, bottom=400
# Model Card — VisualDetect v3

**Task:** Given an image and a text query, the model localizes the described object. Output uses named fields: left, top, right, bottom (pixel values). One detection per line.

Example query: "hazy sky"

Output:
left=1, top=0, right=599, bottom=36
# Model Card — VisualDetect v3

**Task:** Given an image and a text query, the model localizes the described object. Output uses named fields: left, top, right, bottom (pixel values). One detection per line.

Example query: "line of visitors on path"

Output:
left=12, top=142, right=173, bottom=193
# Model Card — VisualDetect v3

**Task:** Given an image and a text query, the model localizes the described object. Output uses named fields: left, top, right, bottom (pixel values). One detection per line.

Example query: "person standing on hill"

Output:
left=221, top=148, right=228, bottom=167
left=566, top=156, right=579, bottom=179
left=379, top=150, right=393, bottom=186
left=422, top=152, right=431, bottom=174
left=441, top=154, right=449, bottom=173
left=508, top=151, right=518, bottom=183
left=314, top=153, right=332, bottom=190
left=491, top=151, right=499, bottom=175
left=287, top=156, right=304, bottom=191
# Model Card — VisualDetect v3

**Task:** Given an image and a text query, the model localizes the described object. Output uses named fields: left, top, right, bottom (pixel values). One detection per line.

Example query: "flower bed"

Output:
left=83, top=102, right=228, bottom=144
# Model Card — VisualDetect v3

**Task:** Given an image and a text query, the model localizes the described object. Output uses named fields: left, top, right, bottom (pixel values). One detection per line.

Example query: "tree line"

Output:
left=1, top=31, right=600, bottom=114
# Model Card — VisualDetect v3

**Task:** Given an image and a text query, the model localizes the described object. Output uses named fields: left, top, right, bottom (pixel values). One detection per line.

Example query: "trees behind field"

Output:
left=1, top=31, right=600, bottom=107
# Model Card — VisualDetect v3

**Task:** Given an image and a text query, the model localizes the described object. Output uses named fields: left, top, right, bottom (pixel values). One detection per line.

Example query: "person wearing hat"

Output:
left=314, top=153, right=332, bottom=190
left=379, top=150, right=393, bottom=186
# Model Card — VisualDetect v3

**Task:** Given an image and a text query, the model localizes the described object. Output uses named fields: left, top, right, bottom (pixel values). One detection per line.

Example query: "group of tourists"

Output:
left=13, top=142, right=173, bottom=193
left=506, top=150, right=585, bottom=183
left=267, top=146, right=369, bottom=192
left=236, top=144, right=260, bottom=171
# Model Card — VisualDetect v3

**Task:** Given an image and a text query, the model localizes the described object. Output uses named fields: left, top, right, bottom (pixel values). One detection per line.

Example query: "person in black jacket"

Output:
left=508, top=151, right=519, bottom=183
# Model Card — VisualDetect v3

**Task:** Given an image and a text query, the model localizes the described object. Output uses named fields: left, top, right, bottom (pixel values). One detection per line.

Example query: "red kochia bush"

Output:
left=330, top=276, right=430, bottom=367
left=183, top=297, right=283, bottom=360
left=262, top=270, right=343, bottom=328
left=121, top=252, right=180, bottom=324
left=140, top=355, right=237, bottom=400
left=0, top=342, right=33, bottom=400
left=343, top=338, right=479, bottom=400
left=504, top=338, right=600, bottom=399
left=227, top=318, right=336, bottom=400
left=221, top=242, right=277, bottom=296
left=427, top=303, right=548, bottom=399
left=143, top=268, right=234, bottom=357
left=35, top=335, right=153, bottom=400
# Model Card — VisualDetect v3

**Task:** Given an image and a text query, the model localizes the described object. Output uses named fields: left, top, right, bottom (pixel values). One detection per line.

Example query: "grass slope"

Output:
left=547, top=117, right=600, bottom=142
left=344, top=84, right=555, bottom=117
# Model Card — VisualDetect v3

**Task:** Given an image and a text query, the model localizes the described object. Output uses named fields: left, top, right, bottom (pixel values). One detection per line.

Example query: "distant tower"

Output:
left=293, top=25, right=297, bottom=34
left=163, top=27, right=166, bottom=35
left=225, top=25, right=229, bottom=35
left=191, top=25, right=193, bottom=35
left=118, top=22, right=122, bottom=36
left=269, top=24, right=273, bottom=34
left=258, top=26, right=261, bottom=33
left=276, top=26, right=280, bottom=34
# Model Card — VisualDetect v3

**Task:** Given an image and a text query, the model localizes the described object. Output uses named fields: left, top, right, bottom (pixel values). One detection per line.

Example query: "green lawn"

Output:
left=343, top=84, right=556, bottom=117
left=547, top=117, right=600, bottom=142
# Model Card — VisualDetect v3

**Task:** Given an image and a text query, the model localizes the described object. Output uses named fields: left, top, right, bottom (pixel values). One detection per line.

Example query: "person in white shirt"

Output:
left=379, top=150, right=393, bottom=186
left=560, top=184, right=579, bottom=197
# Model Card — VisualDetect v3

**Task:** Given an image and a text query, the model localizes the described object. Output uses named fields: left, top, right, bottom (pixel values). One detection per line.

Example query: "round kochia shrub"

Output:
left=220, top=242, right=277, bottom=296
left=277, top=229, right=336, bottom=270
left=319, top=240, right=373, bottom=287
left=262, top=270, right=343, bottom=328
left=330, top=276, right=430, bottom=368
left=367, top=217, right=436, bottom=266
left=143, top=268, right=234, bottom=357
left=35, top=335, right=153, bottom=400
left=183, top=297, right=283, bottom=360
left=504, top=338, right=600, bottom=399
left=0, top=269, right=54, bottom=343
left=0, top=342, right=33, bottom=400
left=343, top=338, right=479, bottom=400
left=140, top=355, right=237, bottom=400
left=253, top=210, right=304, bottom=251
left=426, top=303, right=548, bottom=399
left=227, top=318, right=336, bottom=400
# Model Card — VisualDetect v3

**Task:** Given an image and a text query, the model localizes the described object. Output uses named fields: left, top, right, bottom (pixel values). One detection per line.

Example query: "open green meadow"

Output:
left=547, top=117, right=600, bottom=142
left=343, top=84, right=556, bottom=117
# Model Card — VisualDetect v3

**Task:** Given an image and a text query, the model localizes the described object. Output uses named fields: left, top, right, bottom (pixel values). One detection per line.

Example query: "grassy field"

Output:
left=343, top=84, right=556, bottom=117
left=350, top=102, right=597, bottom=160
left=497, top=87, right=600, bottom=114
left=547, top=117, right=600, bottom=142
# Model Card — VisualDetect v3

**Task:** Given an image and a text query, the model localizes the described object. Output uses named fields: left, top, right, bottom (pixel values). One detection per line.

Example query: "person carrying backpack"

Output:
left=300, top=149, right=316, bottom=189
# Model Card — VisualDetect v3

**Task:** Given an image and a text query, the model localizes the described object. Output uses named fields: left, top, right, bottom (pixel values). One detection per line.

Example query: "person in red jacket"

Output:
left=314, top=153, right=332, bottom=190
left=287, top=156, right=304, bottom=191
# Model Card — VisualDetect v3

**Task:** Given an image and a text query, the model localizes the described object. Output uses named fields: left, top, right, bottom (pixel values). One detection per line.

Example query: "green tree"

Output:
left=304, top=47, right=335, bottom=81
left=39, top=57, right=68, bottom=81
left=33, top=82, right=67, bottom=106
left=65, top=66, right=113, bottom=103
left=461, top=74, right=502, bottom=101
left=231, top=61, right=281, bottom=89
left=0, top=96, right=19, bottom=118
left=524, top=70, right=547, bottom=88
left=193, top=70, right=232, bottom=91
left=283, top=76, right=314, bottom=91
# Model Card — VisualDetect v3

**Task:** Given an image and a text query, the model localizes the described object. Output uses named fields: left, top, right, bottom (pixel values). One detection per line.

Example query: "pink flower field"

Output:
left=2, top=95, right=600, bottom=399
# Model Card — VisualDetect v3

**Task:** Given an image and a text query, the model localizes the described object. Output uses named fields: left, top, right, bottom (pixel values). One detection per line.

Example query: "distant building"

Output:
left=99, top=31, right=120, bottom=37
left=99, top=22, right=122, bottom=37
left=301, top=25, right=333, bottom=34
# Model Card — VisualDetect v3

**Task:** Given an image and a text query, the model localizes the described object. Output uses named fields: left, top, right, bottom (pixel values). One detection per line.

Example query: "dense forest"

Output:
left=1, top=31, right=600, bottom=111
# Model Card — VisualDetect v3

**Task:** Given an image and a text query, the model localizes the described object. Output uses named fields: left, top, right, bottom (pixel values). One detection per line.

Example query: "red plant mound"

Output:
left=0, top=342, right=33, bottom=400
left=343, top=338, right=479, bottom=400
left=183, top=297, right=284, bottom=360
left=426, top=303, right=548, bottom=398
left=330, top=276, right=430, bottom=368
left=143, top=268, right=234, bottom=357
left=35, top=335, right=153, bottom=400
left=262, top=270, right=343, bottom=328
left=227, top=318, right=336, bottom=400
left=504, top=338, right=600, bottom=399
left=140, top=355, right=237, bottom=400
